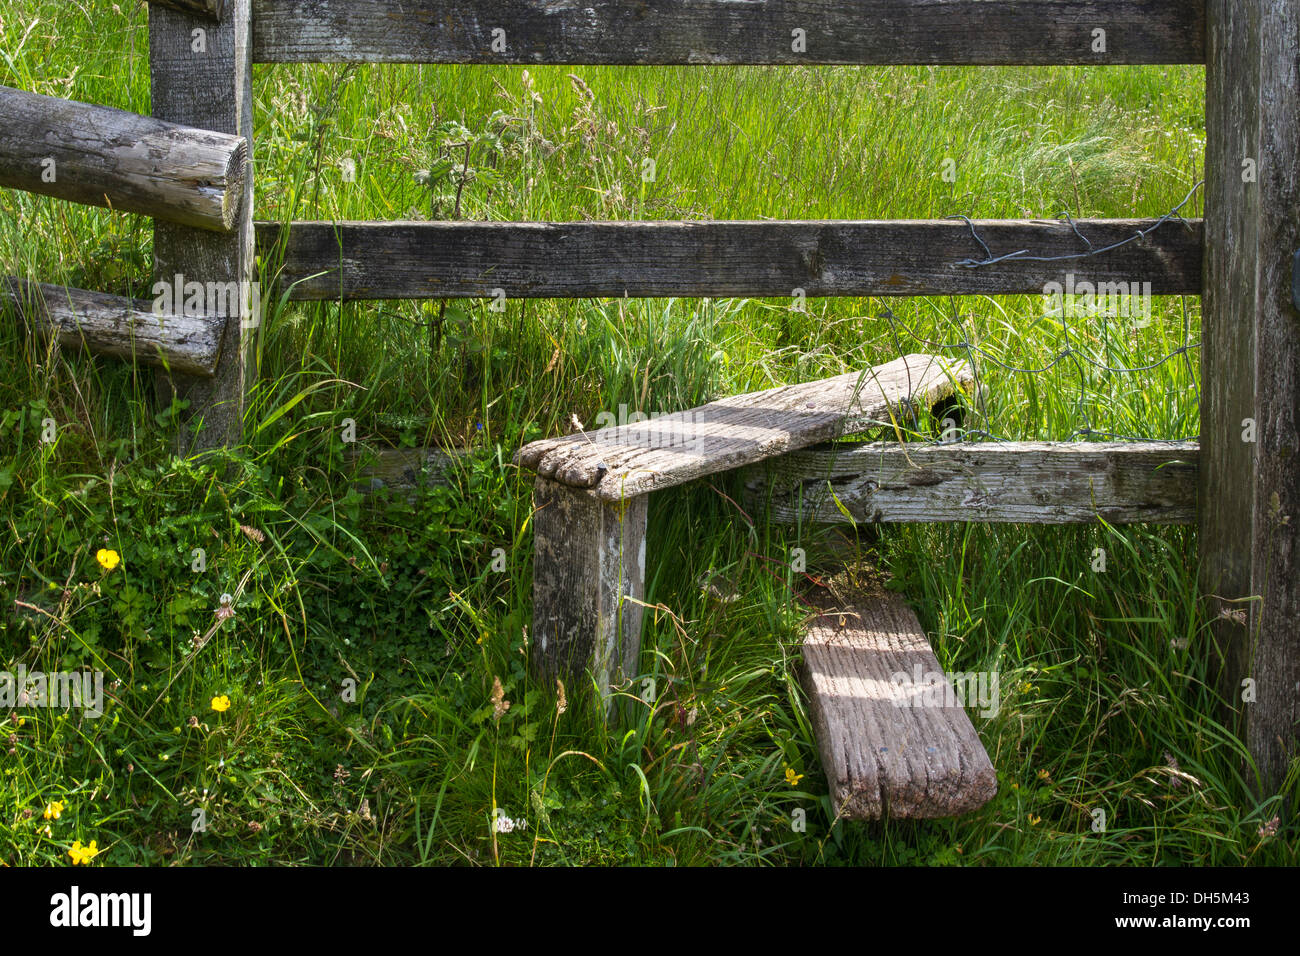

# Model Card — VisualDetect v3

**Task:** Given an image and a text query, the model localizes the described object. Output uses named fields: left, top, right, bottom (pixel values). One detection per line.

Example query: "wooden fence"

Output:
left=0, top=0, right=1296, bottom=791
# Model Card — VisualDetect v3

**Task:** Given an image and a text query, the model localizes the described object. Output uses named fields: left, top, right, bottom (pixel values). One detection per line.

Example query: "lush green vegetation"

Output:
left=1, top=1, right=1293, bottom=866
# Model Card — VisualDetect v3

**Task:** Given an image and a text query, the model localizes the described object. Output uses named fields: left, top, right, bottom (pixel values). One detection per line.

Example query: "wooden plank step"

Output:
left=750, top=441, right=1199, bottom=525
left=515, top=354, right=973, bottom=501
left=803, top=590, right=998, bottom=819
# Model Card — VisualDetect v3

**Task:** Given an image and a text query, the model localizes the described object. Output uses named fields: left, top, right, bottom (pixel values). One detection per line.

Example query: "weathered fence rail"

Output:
left=255, top=218, right=1203, bottom=301
left=0, top=85, right=247, bottom=233
left=1, top=278, right=223, bottom=376
left=250, top=0, right=1206, bottom=65
left=747, top=441, right=1199, bottom=526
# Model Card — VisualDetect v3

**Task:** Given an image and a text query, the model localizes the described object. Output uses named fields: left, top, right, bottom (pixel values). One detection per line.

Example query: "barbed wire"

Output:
left=948, top=181, right=1203, bottom=268
left=873, top=184, right=1203, bottom=446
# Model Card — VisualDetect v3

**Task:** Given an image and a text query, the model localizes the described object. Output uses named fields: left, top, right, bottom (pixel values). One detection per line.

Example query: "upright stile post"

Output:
left=149, top=0, right=254, bottom=450
left=1203, top=0, right=1300, bottom=790
left=1248, top=0, right=1300, bottom=790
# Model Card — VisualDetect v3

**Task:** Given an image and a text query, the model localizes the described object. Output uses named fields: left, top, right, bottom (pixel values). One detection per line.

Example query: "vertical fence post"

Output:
left=1248, top=0, right=1300, bottom=790
left=1203, top=0, right=1300, bottom=790
left=149, top=0, right=254, bottom=451
left=1202, top=0, right=1260, bottom=742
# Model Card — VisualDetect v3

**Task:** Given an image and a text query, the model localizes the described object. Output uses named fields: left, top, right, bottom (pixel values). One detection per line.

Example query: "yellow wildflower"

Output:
left=784, top=766, right=804, bottom=787
left=69, top=840, right=100, bottom=865
left=96, top=549, right=121, bottom=571
left=1028, top=814, right=1042, bottom=826
left=210, top=695, right=231, bottom=713
left=43, top=800, right=64, bottom=821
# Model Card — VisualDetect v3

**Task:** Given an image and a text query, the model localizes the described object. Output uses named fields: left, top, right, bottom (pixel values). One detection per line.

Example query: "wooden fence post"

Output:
left=531, top=478, right=647, bottom=713
left=1203, top=0, right=1300, bottom=790
left=1248, top=0, right=1300, bottom=790
left=149, top=0, right=253, bottom=451
left=1202, top=0, right=1261, bottom=736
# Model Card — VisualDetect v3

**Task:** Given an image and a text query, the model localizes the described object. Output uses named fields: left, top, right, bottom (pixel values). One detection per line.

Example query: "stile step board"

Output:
left=516, top=354, right=972, bottom=501
left=803, top=591, right=997, bottom=819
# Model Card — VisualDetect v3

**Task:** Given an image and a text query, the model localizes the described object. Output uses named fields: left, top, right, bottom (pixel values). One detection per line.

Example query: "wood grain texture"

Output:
left=1249, top=0, right=1300, bottom=789
left=749, top=441, right=1198, bottom=525
left=1201, top=0, right=1260, bottom=740
left=251, top=0, right=1205, bottom=65
left=2, top=278, right=223, bottom=376
left=531, top=477, right=647, bottom=713
left=802, top=590, right=998, bottom=819
left=150, top=0, right=254, bottom=450
left=148, top=0, right=225, bottom=20
left=516, top=354, right=972, bottom=500
left=0, top=84, right=246, bottom=233
left=254, top=218, right=1204, bottom=301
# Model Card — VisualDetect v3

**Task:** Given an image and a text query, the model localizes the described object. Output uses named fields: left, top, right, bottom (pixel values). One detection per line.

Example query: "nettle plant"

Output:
left=412, top=116, right=513, bottom=221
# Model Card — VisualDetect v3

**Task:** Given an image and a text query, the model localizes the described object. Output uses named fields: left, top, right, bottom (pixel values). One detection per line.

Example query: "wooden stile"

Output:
left=0, top=85, right=246, bottom=233
left=251, top=0, right=1205, bottom=66
left=149, top=0, right=255, bottom=451
left=522, top=355, right=970, bottom=715
left=1, top=278, right=224, bottom=376
left=255, top=218, right=1203, bottom=302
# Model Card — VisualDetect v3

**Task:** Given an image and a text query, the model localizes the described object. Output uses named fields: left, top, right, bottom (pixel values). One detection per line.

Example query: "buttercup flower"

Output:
left=784, top=766, right=804, bottom=787
left=69, top=840, right=100, bottom=865
left=210, top=695, right=231, bottom=713
left=96, top=549, right=121, bottom=571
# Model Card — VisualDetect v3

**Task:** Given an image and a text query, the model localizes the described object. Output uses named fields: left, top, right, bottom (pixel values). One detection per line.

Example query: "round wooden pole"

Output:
left=0, top=84, right=246, bottom=233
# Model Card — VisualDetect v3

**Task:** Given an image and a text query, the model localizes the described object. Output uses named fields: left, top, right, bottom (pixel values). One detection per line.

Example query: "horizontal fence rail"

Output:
left=255, top=219, right=1203, bottom=301
left=1, top=278, right=225, bottom=376
left=747, top=441, right=1200, bottom=525
left=251, top=0, right=1206, bottom=65
left=0, top=84, right=248, bottom=233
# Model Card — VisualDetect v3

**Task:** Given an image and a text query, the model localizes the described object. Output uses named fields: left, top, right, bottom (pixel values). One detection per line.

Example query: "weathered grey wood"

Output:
left=531, top=477, right=647, bottom=713
left=0, top=85, right=246, bottom=233
left=148, top=0, right=225, bottom=20
left=151, top=0, right=254, bottom=450
left=1, top=278, right=223, bottom=376
left=1248, top=0, right=1300, bottom=790
left=251, top=0, right=1205, bottom=65
left=350, top=445, right=468, bottom=494
left=1201, top=0, right=1261, bottom=739
left=517, top=354, right=973, bottom=501
left=751, top=441, right=1199, bottom=525
left=255, top=219, right=1203, bottom=301
left=802, top=590, right=998, bottom=819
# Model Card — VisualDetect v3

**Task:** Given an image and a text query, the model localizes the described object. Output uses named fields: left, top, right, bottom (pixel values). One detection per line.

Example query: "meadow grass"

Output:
left=0, top=1, right=1294, bottom=866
